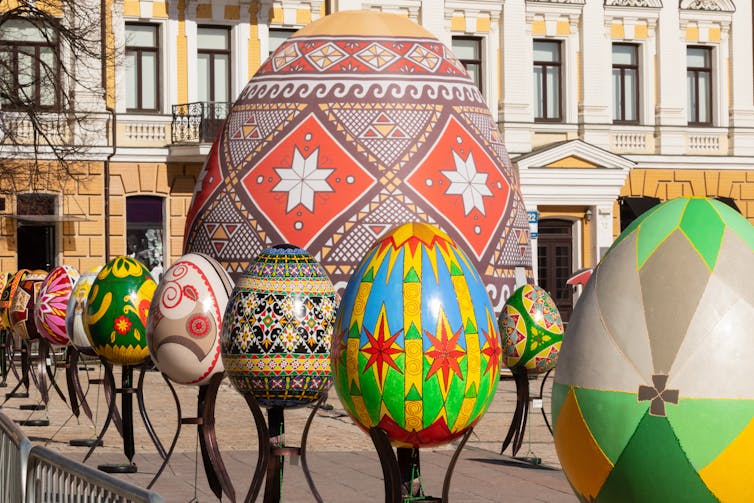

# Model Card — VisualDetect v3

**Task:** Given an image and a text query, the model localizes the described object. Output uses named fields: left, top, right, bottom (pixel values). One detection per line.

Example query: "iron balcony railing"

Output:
left=171, top=101, right=231, bottom=144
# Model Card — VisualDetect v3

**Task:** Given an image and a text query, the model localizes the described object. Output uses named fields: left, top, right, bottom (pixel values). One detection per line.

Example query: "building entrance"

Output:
left=537, top=219, right=573, bottom=323
left=17, top=223, right=55, bottom=271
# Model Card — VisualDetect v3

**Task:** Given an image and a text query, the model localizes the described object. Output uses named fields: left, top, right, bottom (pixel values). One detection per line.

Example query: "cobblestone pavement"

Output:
left=1, top=357, right=576, bottom=502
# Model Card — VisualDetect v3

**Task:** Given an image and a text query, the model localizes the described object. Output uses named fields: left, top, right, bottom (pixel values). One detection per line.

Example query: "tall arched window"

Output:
left=126, top=196, right=164, bottom=279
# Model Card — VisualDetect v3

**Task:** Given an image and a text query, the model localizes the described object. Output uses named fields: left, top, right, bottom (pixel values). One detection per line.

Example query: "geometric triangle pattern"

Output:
left=555, top=197, right=754, bottom=502
left=182, top=12, right=532, bottom=311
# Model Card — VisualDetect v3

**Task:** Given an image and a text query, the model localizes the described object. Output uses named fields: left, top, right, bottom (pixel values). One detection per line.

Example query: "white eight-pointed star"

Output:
left=441, top=151, right=492, bottom=215
left=273, top=146, right=334, bottom=212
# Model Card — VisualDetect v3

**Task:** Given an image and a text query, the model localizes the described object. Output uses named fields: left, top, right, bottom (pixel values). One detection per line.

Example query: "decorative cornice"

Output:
left=526, top=0, right=586, bottom=5
left=605, top=0, right=662, bottom=7
left=680, top=0, right=735, bottom=12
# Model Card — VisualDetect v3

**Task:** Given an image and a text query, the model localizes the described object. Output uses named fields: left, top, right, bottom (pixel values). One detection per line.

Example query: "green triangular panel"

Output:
left=679, top=198, right=724, bottom=270
left=598, top=413, right=717, bottom=503
left=465, top=382, right=477, bottom=399
left=450, top=262, right=463, bottom=276
left=348, top=323, right=361, bottom=339
left=464, top=318, right=477, bottom=335
left=713, top=199, right=754, bottom=252
left=362, top=268, right=375, bottom=283
left=574, top=387, right=649, bottom=463
left=666, top=398, right=754, bottom=470
left=608, top=203, right=663, bottom=256
left=405, top=267, right=420, bottom=283
left=405, top=323, right=422, bottom=340
left=350, top=381, right=362, bottom=396
left=551, top=383, right=570, bottom=427
left=406, top=384, right=422, bottom=401
left=637, top=198, right=687, bottom=268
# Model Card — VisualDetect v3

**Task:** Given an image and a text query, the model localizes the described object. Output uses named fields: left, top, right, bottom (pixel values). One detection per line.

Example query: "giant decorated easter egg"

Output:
left=183, top=10, right=531, bottom=311
left=147, top=253, right=232, bottom=386
left=332, top=223, right=500, bottom=448
left=65, top=266, right=102, bottom=354
left=10, top=269, right=47, bottom=340
left=221, top=245, right=336, bottom=407
left=499, top=284, right=563, bottom=374
left=553, top=198, right=754, bottom=502
left=0, top=271, right=16, bottom=330
left=84, top=257, right=156, bottom=366
left=34, top=265, right=80, bottom=346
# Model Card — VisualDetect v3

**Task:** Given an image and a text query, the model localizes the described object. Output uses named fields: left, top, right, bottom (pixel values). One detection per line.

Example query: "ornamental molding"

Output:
left=526, top=0, right=586, bottom=4
left=605, top=0, right=663, bottom=7
left=680, top=0, right=735, bottom=12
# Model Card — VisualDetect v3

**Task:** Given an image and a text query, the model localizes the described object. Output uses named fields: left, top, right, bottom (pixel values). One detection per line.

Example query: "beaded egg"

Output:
left=147, top=253, right=233, bottom=386
left=183, top=10, right=531, bottom=312
left=499, top=284, right=563, bottom=374
left=84, top=257, right=156, bottom=366
left=554, top=198, right=754, bottom=502
left=221, top=245, right=336, bottom=407
left=34, top=265, right=80, bottom=346
left=332, top=223, right=500, bottom=448
left=10, top=269, right=48, bottom=340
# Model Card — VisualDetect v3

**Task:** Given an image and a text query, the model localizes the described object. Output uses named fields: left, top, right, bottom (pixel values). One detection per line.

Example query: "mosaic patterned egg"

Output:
left=147, top=253, right=232, bottom=386
left=84, top=257, right=156, bottom=366
left=221, top=245, right=336, bottom=407
left=499, top=284, right=563, bottom=374
left=554, top=198, right=754, bottom=502
left=333, top=223, right=500, bottom=448
left=183, top=10, right=531, bottom=312
left=65, top=266, right=102, bottom=353
left=34, top=265, right=80, bottom=346
left=10, top=270, right=48, bottom=340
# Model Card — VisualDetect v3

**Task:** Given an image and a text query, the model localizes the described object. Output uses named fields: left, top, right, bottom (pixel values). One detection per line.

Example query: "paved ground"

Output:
left=0, top=356, right=576, bottom=502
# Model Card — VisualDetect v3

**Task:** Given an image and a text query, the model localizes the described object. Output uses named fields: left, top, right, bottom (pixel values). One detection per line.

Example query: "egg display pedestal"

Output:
left=0, top=328, right=10, bottom=388
left=4, top=338, right=31, bottom=401
left=242, top=390, right=330, bottom=503
left=82, top=362, right=166, bottom=474
left=143, top=372, right=233, bottom=500
left=499, top=369, right=552, bottom=463
left=65, top=347, right=114, bottom=448
left=32, top=338, right=69, bottom=408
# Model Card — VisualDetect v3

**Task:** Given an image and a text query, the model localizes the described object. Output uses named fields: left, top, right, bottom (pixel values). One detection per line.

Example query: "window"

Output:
left=126, top=196, right=164, bottom=280
left=687, top=46, right=712, bottom=125
left=452, top=36, right=482, bottom=92
left=0, top=18, right=59, bottom=109
left=198, top=26, right=230, bottom=103
left=533, top=40, right=561, bottom=121
left=125, top=24, right=159, bottom=112
left=612, top=44, right=639, bottom=123
left=269, top=28, right=296, bottom=56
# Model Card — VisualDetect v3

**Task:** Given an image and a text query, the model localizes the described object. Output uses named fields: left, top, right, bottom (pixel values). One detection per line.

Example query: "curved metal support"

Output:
left=146, top=372, right=182, bottom=489
left=136, top=365, right=167, bottom=460
left=300, top=389, right=329, bottom=503
left=199, top=373, right=235, bottom=501
left=242, top=394, right=271, bottom=503
left=500, top=370, right=530, bottom=456
left=65, top=349, right=81, bottom=418
left=6, top=331, right=20, bottom=383
left=441, top=428, right=473, bottom=502
left=44, top=344, right=67, bottom=404
left=36, top=340, right=50, bottom=405
left=83, top=360, right=117, bottom=463
left=368, top=427, right=402, bottom=503
left=539, top=368, right=554, bottom=435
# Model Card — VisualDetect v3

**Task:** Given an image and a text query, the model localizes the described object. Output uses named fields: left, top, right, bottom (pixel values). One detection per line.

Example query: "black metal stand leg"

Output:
left=539, top=368, right=554, bottom=435
left=65, top=349, right=81, bottom=419
left=147, top=372, right=181, bottom=489
left=83, top=360, right=117, bottom=463
left=199, top=373, right=235, bottom=501
left=136, top=365, right=167, bottom=460
left=368, top=427, right=402, bottom=503
left=264, top=407, right=285, bottom=503
left=36, top=340, right=50, bottom=406
left=243, top=394, right=271, bottom=503
left=441, top=429, right=473, bottom=502
left=44, top=344, right=67, bottom=404
left=501, top=370, right=529, bottom=456
left=0, top=329, right=8, bottom=387
left=300, top=391, right=329, bottom=503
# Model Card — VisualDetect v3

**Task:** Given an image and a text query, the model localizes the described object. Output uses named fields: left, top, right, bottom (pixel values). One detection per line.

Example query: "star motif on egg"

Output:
left=441, top=150, right=493, bottom=216
left=273, top=146, right=334, bottom=212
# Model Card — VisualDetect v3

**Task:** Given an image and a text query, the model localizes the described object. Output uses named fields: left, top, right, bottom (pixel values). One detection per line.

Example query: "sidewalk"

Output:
left=1, top=360, right=576, bottom=502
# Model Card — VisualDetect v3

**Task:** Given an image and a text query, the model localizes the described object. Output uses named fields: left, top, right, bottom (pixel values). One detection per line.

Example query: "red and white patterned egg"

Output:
left=146, top=253, right=233, bottom=386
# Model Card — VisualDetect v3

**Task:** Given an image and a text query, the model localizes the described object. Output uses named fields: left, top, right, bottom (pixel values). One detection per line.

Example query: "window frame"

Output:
left=0, top=18, right=61, bottom=111
left=452, top=35, right=483, bottom=93
left=612, top=43, right=640, bottom=125
left=197, top=25, right=231, bottom=104
left=687, top=45, right=713, bottom=127
left=533, top=39, right=562, bottom=123
left=125, top=22, right=161, bottom=113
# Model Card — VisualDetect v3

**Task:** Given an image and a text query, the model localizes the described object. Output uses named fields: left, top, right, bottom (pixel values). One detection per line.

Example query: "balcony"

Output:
left=168, top=101, right=231, bottom=161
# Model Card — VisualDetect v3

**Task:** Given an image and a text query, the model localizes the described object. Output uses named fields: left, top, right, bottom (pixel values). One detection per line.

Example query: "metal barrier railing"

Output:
left=25, top=446, right=164, bottom=503
left=0, top=411, right=32, bottom=502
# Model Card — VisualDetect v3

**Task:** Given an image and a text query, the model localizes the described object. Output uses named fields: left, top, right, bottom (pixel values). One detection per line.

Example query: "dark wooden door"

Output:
left=537, top=219, right=573, bottom=323
left=17, top=223, right=55, bottom=271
